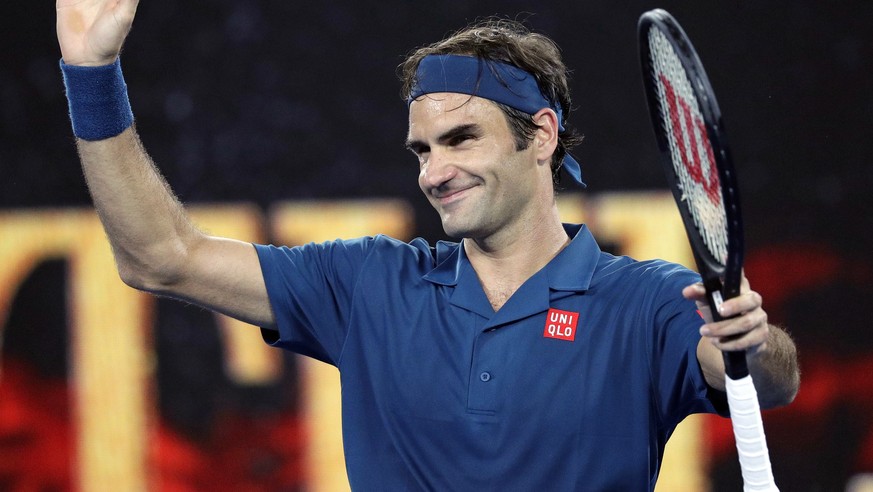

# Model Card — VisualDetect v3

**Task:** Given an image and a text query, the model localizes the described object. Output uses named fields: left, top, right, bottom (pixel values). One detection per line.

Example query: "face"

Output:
left=406, top=93, right=545, bottom=240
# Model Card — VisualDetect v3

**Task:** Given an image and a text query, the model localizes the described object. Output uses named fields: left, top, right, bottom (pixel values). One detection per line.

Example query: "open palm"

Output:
left=56, top=0, right=139, bottom=66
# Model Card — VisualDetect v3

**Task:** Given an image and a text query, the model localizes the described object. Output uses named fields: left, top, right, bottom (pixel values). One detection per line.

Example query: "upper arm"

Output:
left=644, top=264, right=730, bottom=421
left=142, top=234, right=276, bottom=329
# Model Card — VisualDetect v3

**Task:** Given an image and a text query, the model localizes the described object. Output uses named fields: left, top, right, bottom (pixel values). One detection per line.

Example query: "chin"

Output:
left=436, top=201, right=495, bottom=239
left=440, top=217, right=489, bottom=240
left=439, top=217, right=469, bottom=240
left=440, top=223, right=465, bottom=240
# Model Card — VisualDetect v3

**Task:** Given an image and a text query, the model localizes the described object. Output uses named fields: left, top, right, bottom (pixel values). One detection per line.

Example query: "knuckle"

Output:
left=753, top=291, right=763, bottom=306
left=753, top=311, right=768, bottom=329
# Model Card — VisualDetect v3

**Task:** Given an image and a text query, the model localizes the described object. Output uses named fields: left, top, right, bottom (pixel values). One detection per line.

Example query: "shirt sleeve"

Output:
left=254, top=237, right=373, bottom=365
left=649, top=265, right=730, bottom=430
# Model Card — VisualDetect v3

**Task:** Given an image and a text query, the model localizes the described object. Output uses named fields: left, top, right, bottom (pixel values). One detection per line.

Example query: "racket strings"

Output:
left=647, top=28, right=729, bottom=265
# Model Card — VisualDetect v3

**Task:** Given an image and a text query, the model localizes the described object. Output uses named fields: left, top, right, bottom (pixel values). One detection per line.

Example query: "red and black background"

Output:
left=1, top=1, right=871, bottom=490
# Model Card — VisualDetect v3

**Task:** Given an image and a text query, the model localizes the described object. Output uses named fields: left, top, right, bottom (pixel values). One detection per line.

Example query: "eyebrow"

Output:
left=405, top=123, right=482, bottom=154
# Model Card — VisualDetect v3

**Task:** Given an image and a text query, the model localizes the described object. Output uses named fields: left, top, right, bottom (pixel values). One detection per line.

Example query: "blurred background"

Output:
left=1, top=1, right=871, bottom=490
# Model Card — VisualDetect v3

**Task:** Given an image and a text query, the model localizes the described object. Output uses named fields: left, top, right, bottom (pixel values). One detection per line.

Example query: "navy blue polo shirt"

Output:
left=255, top=224, right=724, bottom=491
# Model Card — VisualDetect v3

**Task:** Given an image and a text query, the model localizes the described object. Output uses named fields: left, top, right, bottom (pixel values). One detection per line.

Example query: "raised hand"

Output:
left=56, top=0, right=140, bottom=66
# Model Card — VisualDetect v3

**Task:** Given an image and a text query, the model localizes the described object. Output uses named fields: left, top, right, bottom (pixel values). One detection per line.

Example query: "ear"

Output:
left=531, top=108, right=560, bottom=165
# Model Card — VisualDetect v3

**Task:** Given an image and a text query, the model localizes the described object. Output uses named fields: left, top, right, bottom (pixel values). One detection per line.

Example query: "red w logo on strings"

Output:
left=658, top=73, right=721, bottom=206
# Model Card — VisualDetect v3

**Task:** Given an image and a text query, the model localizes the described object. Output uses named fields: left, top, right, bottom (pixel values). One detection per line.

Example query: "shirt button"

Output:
left=479, top=372, right=492, bottom=382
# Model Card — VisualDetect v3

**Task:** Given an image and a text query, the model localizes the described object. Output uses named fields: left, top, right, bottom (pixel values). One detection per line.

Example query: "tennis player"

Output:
left=56, top=0, right=799, bottom=489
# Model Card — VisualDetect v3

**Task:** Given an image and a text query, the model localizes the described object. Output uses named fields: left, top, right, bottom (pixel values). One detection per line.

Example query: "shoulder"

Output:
left=595, top=251, right=698, bottom=283
left=591, top=252, right=700, bottom=305
left=255, top=234, right=445, bottom=270
left=358, top=234, right=446, bottom=267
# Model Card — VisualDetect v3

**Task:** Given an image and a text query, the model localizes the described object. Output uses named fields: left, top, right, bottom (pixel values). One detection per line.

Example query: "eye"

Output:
left=448, top=134, right=474, bottom=146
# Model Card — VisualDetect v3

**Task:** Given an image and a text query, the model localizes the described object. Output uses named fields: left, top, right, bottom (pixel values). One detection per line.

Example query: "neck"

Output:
left=464, top=207, right=570, bottom=311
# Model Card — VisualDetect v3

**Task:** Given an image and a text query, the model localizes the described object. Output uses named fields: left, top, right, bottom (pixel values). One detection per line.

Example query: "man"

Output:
left=57, top=1, right=799, bottom=489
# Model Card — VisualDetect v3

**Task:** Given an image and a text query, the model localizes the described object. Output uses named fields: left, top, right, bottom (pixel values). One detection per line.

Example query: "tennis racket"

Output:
left=638, top=9, right=778, bottom=491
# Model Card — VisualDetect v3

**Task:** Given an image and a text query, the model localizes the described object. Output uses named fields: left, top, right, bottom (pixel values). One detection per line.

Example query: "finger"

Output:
left=682, top=283, right=714, bottom=322
left=701, top=307, right=768, bottom=336
left=707, top=322, right=770, bottom=352
left=682, top=282, right=706, bottom=301
left=700, top=310, right=769, bottom=350
left=718, top=290, right=763, bottom=318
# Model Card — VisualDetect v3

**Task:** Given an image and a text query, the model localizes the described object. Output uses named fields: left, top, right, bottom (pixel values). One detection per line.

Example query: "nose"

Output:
left=419, top=148, right=457, bottom=190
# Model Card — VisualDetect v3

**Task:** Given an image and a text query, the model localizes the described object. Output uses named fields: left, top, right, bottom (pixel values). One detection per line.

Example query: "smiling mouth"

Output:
left=434, top=186, right=474, bottom=206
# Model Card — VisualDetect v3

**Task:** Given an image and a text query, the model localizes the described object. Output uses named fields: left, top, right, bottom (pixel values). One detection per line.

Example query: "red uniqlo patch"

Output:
left=543, top=308, right=579, bottom=341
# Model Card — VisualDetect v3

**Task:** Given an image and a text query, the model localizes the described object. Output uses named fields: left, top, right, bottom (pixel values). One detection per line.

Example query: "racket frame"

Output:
left=638, top=8, right=747, bottom=379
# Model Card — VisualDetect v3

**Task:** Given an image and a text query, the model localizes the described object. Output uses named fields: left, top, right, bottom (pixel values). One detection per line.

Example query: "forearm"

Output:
left=689, top=279, right=801, bottom=409
left=74, top=107, right=274, bottom=328
left=747, top=324, right=800, bottom=409
left=59, top=46, right=203, bottom=289
left=77, top=126, right=202, bottom=290
left=56, top=0, right=275, bottom=327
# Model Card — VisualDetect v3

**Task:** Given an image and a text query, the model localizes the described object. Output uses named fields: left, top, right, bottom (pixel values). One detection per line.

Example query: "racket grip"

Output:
left=725, top=374, right=779, bottom=492
left=724, top=349, right=749, bottom=379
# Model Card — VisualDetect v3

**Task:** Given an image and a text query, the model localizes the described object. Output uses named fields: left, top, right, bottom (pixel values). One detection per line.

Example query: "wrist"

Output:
left=62, top=58, right=119, bottom=67
left=60, top=57, right=134, bottom=141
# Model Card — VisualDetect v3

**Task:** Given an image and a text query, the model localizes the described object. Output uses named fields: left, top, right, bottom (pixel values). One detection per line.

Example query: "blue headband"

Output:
left=408, top=54, right=585, bottom=187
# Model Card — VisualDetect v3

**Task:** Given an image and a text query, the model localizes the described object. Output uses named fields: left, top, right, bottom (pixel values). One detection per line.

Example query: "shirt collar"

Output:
left=422, top=223, right=600, bottom=292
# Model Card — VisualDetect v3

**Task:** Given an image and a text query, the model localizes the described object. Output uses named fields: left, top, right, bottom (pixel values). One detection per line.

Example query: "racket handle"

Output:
left=724, top=349, right=749, bottom=379
left=708, top=286, right=751, bottom=380
left=725, top=374, right=779, bottom=492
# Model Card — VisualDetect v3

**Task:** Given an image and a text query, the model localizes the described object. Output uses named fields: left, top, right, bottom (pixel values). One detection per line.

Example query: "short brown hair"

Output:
left=399, top=18, right=583, bottom=187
